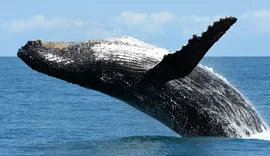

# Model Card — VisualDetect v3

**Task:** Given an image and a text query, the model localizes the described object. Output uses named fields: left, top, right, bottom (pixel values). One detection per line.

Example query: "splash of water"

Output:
left=244, top=129, right=270, bottom=141
left=200, top=64, right=268, bottom=138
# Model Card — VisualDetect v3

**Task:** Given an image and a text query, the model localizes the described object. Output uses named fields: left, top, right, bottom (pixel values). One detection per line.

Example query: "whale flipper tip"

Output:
left=139, top=16, right=237, bottom=84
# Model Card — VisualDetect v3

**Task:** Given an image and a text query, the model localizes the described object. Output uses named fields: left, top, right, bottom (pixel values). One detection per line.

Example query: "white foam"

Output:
left=201, top=65, right=229, bottom=84
left=243, top=130, right=270, bottom=141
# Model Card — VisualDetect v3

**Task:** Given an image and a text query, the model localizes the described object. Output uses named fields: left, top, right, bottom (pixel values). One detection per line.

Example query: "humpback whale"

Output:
left=17, top=16, right=267, bottom=137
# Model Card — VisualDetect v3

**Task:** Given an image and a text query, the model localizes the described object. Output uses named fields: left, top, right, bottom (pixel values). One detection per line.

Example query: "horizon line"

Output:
left=2, top=56, right=270, bottom=58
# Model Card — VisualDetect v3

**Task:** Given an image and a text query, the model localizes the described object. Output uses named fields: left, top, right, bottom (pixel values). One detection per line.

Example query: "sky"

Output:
left=1, top=0, right=270, bottom=56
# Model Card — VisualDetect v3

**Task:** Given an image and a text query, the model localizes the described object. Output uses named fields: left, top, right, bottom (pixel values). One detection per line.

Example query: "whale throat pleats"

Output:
left=139, top=17, right=237, bottom=84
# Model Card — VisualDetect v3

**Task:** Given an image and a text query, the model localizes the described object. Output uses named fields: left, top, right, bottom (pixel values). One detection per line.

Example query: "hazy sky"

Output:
left=1, top=0, right=270, bottom=56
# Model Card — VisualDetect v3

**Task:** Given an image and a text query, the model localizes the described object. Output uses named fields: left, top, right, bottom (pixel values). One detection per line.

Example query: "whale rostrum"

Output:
left=17, top=16, right=267, bottom=137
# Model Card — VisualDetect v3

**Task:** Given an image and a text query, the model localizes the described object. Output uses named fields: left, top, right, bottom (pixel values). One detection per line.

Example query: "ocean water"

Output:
left=1, top=57, right=270, bottom=156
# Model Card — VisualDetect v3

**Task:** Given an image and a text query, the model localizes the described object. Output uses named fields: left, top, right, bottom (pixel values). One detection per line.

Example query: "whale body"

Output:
left=17, top=17, right=267, bottom=137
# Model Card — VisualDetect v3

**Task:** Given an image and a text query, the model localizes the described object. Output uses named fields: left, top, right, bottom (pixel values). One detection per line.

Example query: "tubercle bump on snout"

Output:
left=27, top=39, right=42, bottom=45
left=19, top=39, right=43, bottom=53
left=24, top=39, right=43, bottom=49
left=17, top=40, right=42, bottom=62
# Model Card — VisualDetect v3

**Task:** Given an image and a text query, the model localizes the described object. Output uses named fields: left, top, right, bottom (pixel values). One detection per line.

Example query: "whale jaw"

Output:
left=18, top=40, right=105, bottom=92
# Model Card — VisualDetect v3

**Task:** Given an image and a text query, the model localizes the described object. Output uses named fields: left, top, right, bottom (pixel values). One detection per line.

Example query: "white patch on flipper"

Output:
left=42, top=53, right=74, bottom=65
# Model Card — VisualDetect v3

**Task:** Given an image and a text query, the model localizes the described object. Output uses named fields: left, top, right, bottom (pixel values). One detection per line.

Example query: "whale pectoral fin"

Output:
left=139, top=16, right=237, bottom=84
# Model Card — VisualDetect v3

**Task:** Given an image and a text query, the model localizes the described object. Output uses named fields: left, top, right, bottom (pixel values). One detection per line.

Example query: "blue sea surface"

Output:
left=1, top=57, right=270, bottom=156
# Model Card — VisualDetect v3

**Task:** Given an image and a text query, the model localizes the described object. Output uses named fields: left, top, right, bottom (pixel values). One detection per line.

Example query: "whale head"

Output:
left=17, top=37, right=170, bottom=97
